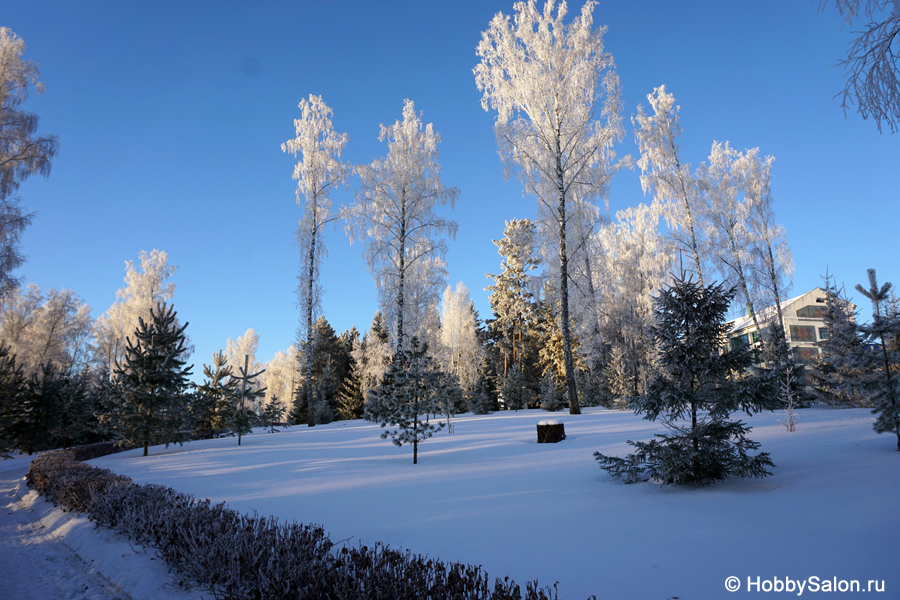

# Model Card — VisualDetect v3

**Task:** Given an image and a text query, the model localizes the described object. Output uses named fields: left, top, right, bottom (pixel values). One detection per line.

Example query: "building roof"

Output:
left=726, top=287, right=827, bottom=335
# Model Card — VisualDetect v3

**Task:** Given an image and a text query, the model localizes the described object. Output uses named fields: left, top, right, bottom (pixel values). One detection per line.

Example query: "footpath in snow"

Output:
left=0, top=453, right=207, bottom=600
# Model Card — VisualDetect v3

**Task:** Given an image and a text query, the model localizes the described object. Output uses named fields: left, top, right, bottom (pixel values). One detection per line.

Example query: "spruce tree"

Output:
left=854, top=269, right=900, bottom=450
left=812, top=275, right=868, bottom=406
left=366, top=338, right=446, bottom=464
left=261, top=394, right=286, bottom=433
left=114, top=302, right=193, bottom=457
left=336, top=363, right=365, bottom=420
left=594, top=277, right=776, bottom=485
left=501, top=364, right=528, bottom=411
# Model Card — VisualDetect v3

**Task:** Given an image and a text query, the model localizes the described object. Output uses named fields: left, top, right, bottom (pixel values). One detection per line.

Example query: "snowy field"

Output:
left=85, top=407, right=898, bottom=599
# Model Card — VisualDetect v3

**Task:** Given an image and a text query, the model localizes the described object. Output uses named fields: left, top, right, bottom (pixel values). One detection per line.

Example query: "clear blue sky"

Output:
left=6, top=0, right=899, bottom=369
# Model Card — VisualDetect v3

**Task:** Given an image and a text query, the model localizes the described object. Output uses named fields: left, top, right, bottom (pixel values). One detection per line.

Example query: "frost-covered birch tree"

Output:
left=0, top=27, right=58, bottom=297
left=0, top=284, right=91, bottom=375
left=282, top=94, right=349, bottom=427
left=702, top=141, right=763, bottom=338
left=633, top=85, right=708, bottom=285
left=595, top=202, right=673, bottom=398
left=439, top=282, right=480, bottom=393
left=475, top=0, right=624, bottom=414
left=744, top=151, right=793, bottom=335
left=93, top=250, right=184, bottom=374
left=346, top=100, right=458, bottom=356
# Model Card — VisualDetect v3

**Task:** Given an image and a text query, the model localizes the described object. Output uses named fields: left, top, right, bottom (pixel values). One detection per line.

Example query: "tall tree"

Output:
left=346, top=100, right=458, bottom=356
left=702, top=141, right=763, bottom=339
left=113, top=302, right=192, bottom=457
left=0, top=27, right=59, bottom=297
left=475, top=0, right=623, bottom=414
left=282, top=94, right=349, bottom=427
left=633, top=85, right=707, bottom=286
left=486, top=219, right=541, bottom=379
left=744, top=151, right=793, bottom=336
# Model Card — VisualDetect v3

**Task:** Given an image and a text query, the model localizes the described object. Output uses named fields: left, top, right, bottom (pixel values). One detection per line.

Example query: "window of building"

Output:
left=790, top=325, right=816, bottom=342
left=819, top=328, right=830, bottom=340
left=793, top=347, right=819, bottom=364
left=796, top=305, right=826, bottom=319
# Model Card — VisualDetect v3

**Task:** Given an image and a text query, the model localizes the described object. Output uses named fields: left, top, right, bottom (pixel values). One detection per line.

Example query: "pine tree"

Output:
left=366, top=338, right=446, bottom=464
left=17, top=362, right=63, bottom=454
left=230, top=354, right=265, bottom=445
left=594, top=277, right=776, bottom=485
left=113, top=302, right=193, bottom=457
left=56, top=366, right=97, bottom=447
left=194, top=351, right=236, bottom=439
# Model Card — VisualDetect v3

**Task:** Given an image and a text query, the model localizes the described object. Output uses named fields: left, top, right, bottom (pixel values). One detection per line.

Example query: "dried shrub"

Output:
left=27, top=449, right=572, bottom=600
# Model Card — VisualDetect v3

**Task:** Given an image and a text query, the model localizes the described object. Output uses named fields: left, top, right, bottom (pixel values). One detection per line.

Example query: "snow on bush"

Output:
left=26, top=446, right=566, bottom=600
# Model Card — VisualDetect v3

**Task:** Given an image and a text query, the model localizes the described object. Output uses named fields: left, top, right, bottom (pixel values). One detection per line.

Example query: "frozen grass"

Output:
left=91, top=407, right=898, bottom=599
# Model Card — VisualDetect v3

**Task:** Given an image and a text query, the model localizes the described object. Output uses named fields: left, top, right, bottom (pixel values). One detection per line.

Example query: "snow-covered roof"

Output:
left=726, top=288, right=826, bottom=334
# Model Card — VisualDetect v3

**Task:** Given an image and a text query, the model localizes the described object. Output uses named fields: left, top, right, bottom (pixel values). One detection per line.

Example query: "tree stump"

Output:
left=537, top=420, right=565, bottom=443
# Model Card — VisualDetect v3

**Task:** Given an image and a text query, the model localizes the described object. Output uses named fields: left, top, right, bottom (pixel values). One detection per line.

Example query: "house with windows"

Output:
left=726, top=287, right=848, bottom=367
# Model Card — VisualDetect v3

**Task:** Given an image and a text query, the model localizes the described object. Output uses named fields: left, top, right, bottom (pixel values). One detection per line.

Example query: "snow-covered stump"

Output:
left=537, top=420, right=565, bottom=443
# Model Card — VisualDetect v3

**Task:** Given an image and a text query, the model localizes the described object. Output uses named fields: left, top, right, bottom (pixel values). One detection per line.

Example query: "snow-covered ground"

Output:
left=0, top=453, right=208, bottom=600
left=80, top=406, right=898, bottom=600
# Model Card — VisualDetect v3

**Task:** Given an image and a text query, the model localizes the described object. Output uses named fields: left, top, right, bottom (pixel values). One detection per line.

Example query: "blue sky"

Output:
left=6, top=1, right=899, bottom=369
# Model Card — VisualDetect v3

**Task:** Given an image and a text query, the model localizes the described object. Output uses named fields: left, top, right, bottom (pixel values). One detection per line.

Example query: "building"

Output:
left=726, top=287, right=842, bottom=366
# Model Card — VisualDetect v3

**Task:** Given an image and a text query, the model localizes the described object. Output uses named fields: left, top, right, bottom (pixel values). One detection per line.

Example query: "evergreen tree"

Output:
left=194, top=351, right=236, bottom=439
left=230, top=354, right=265, bottom=445
left=469, top=355, right=499, bottom=415
left=0, top=344, right=25, bottom=457
left=366, top=338, right=446, bottom=464
left=261, top=395, right=287, bottom=433
left=594, top=277, right=776, bottom=485
left=113, top=302, right=193, bottom=457
left=812, top=275, right=868, bottom=406
left=486, top=219, right=541, bottom=379
left=16, top=362, right=63, bottom=454
left=854, top=269, right=900, bottom=450
left=336, top=361, right=365, bottom=421
left=56, top=366, right=98, bottom=447
left=501, top=364, right=528, bottom=411
left=539, top=371, right=565, bottom=412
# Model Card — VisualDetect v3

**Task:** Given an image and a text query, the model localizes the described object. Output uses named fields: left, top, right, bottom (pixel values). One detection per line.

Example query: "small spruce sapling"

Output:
left=262, top=395, right=286, bottom=433
left=366, top=338, right=445, bottom=464
left=594, top=277, right=776, bottom=485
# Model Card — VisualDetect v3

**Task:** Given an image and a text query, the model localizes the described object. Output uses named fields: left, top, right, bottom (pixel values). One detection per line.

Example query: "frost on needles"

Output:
left=594, top=276, right=778, bottom=485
